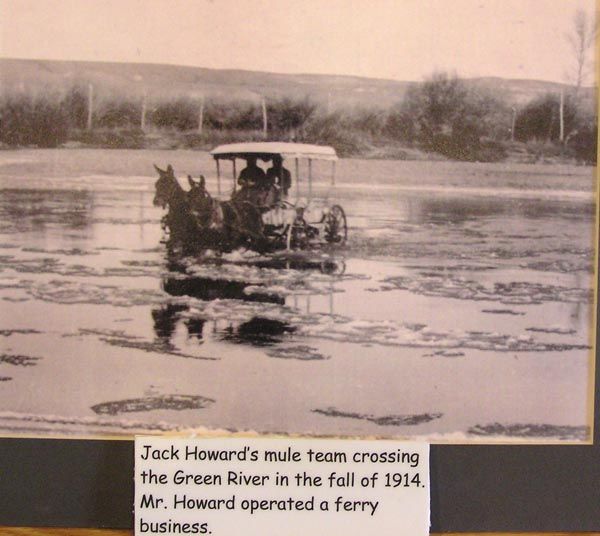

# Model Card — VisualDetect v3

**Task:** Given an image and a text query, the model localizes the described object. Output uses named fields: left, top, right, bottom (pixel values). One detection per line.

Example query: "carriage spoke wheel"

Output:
left=324, top=204, right=347, bottom=245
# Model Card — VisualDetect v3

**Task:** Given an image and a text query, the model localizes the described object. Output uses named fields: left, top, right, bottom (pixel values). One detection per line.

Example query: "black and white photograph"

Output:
left=0, top=0, right=597, bottom=442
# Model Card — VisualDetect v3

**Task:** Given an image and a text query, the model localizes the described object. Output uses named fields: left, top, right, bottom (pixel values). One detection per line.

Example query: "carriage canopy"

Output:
left=210, top=142, right=338, bottom=195
left=210, top=142, right=338, bottom=162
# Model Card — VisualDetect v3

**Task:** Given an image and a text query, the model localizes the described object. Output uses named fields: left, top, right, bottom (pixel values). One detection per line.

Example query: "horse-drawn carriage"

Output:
left=153, top=142, right=347, bottom=252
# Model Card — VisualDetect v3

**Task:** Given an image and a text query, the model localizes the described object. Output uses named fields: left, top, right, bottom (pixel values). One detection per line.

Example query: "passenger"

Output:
left=237, top=156, right=267, bottom=190
left=236, top=156, right=272, bottom=206
left=266, top=155, right=291, bottom=197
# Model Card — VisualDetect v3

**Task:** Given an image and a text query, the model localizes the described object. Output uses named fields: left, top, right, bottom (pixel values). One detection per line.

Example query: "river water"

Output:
left=0, top=150, right=595, bottom=441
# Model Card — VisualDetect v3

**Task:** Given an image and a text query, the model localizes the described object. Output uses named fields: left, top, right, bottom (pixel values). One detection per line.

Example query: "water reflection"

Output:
left=185, top=317, right=206, bottom=341
left=222, top=317, right=296, bottom=346
left=151, top=303, right=188, bottom=341
left=246, top=257, right=345, bottom=274
left=162, top=275, right=285, bottom=304
left=153, top=249, right=343, bottom=348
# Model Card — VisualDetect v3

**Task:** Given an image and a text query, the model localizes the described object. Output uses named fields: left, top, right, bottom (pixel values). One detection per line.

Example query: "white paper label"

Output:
left=135, top=436, right=429, bottom=536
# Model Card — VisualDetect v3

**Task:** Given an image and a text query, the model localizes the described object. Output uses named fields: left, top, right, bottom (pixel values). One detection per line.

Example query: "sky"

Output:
left=0, top=0, right=597, bottom=83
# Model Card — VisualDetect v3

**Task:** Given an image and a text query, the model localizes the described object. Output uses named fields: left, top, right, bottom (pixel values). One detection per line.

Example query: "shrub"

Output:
left=384, top=105, right=416, bottom=142
left=266, top=97, right=316, bottom=137
left=95, top=99, right=142, bottom=129
left=301, top=112, right=365, bottom=156
left=203, top=101, right=228, bottom=130
left=514, top=92, right=597, bottom=164
left=569, top=121, right=597, bottom=164
left=229, top=102, right=263, bottom=130
left=203, top=100, right=263, bottom=131
left=514, top=93, right=577, bottom=142
left=62, top=85, right=89, bottom=130
left=0, top=93, right=69, bottom=147
left=390, top=73, right=510, bottom=161
left=343, top=107, right=388, bottom=137
left=151, top=98, right=199, bottom=131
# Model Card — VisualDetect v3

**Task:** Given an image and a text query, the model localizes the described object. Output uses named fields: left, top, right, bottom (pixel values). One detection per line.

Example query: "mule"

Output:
left=153, top=164, right=266, bottom=252
left=153, top=164, right=201, bottom=246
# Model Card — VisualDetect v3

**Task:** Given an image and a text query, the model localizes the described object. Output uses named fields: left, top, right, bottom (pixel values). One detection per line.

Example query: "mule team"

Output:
left=153, top=157, right=290, bottom=252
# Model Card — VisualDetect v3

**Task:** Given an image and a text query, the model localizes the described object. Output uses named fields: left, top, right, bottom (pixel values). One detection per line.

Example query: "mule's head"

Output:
left=153, top=164, right=177, bottom=208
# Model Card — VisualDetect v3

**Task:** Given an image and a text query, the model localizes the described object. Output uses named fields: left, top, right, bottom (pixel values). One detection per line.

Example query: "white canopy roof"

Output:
left=210, top=142, right=338, bottom=161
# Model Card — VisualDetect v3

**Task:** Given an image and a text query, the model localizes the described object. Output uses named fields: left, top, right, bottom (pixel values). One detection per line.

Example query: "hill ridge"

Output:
left=0, top=57, right=594, bottom=108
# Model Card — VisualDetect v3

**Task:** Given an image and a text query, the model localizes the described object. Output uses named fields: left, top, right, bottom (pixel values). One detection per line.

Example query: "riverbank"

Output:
left=0, top=148, right=595, bottom=195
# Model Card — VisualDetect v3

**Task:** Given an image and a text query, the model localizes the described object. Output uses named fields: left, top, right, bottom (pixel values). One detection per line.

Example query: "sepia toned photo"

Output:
left=0, top=0, right=597, bottom=442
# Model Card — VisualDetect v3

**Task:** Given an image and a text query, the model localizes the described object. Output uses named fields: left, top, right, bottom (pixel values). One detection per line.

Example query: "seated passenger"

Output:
left=236, top=156, right=275, bottom=206
left=238, top=157, right=267, bottom=190
left=266, top=155, right=291, bottom=198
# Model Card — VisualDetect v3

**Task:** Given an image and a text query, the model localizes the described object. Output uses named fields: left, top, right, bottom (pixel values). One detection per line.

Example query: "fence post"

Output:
left=87, top=83, right=94, bottom=131
left=559, top=89, right=564, bottom=143
left=141, top=90, right=147, bottom=131
left=262, top=96, right=268, bottom=138
left=511, top=107, right=516, bottom=142
left=198, top=95, right=204, bottom=134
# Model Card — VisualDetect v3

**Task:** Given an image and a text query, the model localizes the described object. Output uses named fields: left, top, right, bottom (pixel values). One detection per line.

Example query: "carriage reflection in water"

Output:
left=153, top=142, right=347, bottom=252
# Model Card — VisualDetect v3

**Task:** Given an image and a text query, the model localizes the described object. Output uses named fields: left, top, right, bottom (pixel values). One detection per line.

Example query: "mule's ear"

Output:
left=153, top=164, right=163, bottom=174
left=187, top=175, right=195, bottom=188
left=167, top=164, right=174, bottom=174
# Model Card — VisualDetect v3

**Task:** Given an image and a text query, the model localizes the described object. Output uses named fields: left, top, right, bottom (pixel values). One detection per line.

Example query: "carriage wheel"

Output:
left=324, top=205, right=347, bottom=245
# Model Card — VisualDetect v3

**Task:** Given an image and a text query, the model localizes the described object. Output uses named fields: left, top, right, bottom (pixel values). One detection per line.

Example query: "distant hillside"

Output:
left=0, top=58, right=594, bottom=110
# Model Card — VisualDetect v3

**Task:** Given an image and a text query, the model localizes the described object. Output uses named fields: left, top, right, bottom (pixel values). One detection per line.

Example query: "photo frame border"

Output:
left=0, top=1, right=598, bottom=526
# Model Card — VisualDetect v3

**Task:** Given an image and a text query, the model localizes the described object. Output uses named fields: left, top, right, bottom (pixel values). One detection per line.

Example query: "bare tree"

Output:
left=566, top=8, right=597, bottom=102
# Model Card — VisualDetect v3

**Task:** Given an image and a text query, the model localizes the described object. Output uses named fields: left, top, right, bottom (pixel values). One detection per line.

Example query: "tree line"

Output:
left=0, top=74, right=596, bottom=164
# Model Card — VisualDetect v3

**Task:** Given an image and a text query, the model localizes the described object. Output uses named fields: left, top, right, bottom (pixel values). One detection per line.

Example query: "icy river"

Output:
left=0, top=149, right=595, bottom=442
